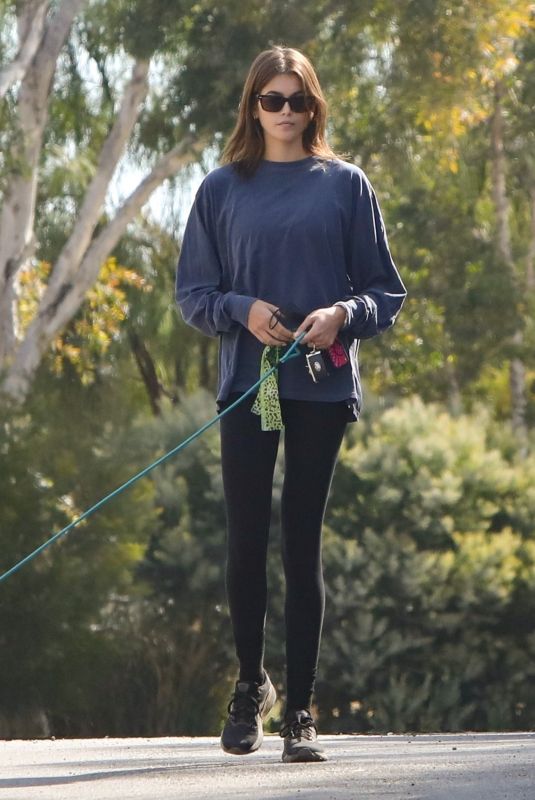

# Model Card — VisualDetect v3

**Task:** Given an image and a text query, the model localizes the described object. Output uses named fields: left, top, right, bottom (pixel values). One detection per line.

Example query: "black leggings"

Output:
left=218, top=392, right=347, bottom=712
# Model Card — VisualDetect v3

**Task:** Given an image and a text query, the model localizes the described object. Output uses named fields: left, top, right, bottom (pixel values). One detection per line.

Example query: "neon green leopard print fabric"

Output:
left=251, top=345, right=283, bottom=431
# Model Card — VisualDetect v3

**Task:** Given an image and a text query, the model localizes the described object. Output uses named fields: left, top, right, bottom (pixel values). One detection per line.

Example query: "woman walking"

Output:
left=176, top=45, right=406, bottom=763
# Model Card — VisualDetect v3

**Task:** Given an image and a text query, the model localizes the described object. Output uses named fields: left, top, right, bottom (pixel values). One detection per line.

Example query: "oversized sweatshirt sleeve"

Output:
left=175, top=176, right=256, bottom=337
left=336, top=170, right=407, bottom=340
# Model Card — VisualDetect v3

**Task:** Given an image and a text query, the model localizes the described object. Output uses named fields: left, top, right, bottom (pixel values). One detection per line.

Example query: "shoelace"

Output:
left=279, top=716, right=316, bottom=740
left=227, top=690, right=260, bottom=726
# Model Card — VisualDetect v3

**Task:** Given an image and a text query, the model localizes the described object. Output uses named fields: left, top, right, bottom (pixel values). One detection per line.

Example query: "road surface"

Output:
left=1, top=732, right=534, bottom=799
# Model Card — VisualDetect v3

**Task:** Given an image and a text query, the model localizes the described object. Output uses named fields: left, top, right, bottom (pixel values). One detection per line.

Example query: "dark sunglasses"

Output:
left=255, top=93, right=315, bottom=113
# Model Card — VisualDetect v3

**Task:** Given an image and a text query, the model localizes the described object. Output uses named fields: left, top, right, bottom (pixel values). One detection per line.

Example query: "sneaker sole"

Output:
left=282, top=747, right=328, bottom=763
left=222, top=737, right=262, bottom=756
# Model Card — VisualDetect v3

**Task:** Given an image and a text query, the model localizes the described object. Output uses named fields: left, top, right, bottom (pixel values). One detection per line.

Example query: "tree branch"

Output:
left=0, top=0, right=50, bottom=99
left=74, top=134, right=206, bottom=278
left=31, top=0, right=88, bottom=97
left=39, top=133, right=206, bottom=333
left=39, top=59, right=150, bottom=312
left=0, top=0, right=87, bottom=365
left=38, top=132, right=206, bottom=336
left=2, top=135, right=207, bottom=402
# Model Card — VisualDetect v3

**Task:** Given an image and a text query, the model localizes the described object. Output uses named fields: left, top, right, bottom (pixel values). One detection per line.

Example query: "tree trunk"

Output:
left=129, top=330, right=162, bottom=416
left=0, top=0, right=50, bottom=99
left=490, top=80, right=528, bottom=453
left=0, top=0, right=88, bottom=365
left=527, top=184, right=535, bottom=294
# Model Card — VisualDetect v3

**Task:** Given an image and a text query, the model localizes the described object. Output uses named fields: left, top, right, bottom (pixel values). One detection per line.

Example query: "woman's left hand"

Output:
left=294, top=305, right=346, bottom=349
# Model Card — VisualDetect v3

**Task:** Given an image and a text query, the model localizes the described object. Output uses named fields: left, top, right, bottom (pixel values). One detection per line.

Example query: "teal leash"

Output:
left=0, top=333, right=305, bottom=585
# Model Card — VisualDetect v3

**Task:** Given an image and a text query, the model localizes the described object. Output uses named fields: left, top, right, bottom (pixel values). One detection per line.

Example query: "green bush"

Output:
left=0, top=368, right=155, bottom=737
left=3, top=387, right=534, bottom=736
left=318, top=396, right=535, bottom=733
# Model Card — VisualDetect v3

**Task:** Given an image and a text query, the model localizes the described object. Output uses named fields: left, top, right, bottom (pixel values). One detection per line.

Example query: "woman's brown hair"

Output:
left=220, top=46, right=345, bottom=178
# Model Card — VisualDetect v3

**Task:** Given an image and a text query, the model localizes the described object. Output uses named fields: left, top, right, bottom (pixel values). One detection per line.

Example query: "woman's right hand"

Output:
left=247, top=300, right=294, bottom=346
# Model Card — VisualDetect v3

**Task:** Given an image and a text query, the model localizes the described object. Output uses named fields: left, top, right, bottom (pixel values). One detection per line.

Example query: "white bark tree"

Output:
left=0, top=0, right=207, bottom=402
left=0, top=0, right=50, bottom=99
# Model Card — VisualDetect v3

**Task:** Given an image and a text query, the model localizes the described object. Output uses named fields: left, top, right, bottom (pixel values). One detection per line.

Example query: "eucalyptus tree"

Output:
left=0, top=0, right=209, bottom=403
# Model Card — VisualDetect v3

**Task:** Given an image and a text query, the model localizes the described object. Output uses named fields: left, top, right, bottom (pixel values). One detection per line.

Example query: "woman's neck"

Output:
left=262, top=141, right=309, bottom=162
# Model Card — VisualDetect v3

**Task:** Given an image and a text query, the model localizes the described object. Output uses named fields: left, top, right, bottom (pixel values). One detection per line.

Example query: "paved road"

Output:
left=1, top=732, right=534, bottom=800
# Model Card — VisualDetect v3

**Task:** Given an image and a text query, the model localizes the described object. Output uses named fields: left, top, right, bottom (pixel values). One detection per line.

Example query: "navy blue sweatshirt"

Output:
left=175, top=155, right=406, bottom=414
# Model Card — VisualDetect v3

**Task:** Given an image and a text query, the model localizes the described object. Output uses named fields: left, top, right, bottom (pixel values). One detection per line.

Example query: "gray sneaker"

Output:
left=221, top=670, right=277, bottom=755
left=280, top=709, right=327, bottom=763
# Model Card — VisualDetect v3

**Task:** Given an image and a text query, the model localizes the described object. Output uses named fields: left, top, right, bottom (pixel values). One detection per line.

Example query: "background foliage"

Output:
left=0, top=0, right=534, bottom=736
